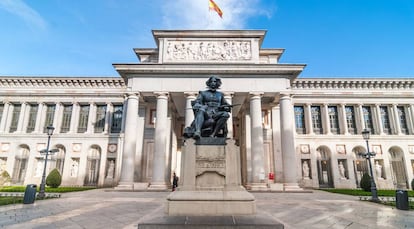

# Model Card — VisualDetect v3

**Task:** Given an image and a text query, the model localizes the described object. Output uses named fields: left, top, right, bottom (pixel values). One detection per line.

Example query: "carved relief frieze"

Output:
left=164, top=40, right=252, bottom=62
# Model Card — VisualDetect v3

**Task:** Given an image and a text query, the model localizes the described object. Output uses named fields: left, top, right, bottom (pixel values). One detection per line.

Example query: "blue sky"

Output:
left=0, top=0, right=413, bottom=78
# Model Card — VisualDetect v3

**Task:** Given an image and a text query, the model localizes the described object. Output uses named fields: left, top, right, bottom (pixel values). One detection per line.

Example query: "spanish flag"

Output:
left=209, top=0, right=223, bottom=18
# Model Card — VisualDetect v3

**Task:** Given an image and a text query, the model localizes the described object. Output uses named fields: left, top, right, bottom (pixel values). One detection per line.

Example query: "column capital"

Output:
left=154, top=92, right=169, bottom=98
left=223, top=92, right=235, bottom=97
left=184, top=92, right=197, bottom=97
left=125, top=93, right=140, bottom=100
left=249, top=92, right=264, bottom=98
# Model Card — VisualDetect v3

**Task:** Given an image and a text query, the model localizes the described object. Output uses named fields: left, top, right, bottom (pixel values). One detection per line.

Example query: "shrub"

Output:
left=360, top=173, right=371, bottom=192
left=0, top=171, right=11, bottom=186
left=411, top=179, right=414, bottom=191
left=46, top=169, right=62, bottom=188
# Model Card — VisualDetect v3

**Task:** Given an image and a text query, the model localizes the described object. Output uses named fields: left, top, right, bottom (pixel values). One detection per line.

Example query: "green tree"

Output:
left=46, top=168, right=62, bottom=188
left=360, top=173, right=371, bottom=192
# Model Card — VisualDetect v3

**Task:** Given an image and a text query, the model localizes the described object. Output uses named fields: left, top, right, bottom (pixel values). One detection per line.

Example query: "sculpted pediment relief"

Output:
left=163, top=40, right=252, bottom=63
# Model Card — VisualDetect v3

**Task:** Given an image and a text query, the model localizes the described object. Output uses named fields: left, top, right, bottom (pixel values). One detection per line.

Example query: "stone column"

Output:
left=392, top=104, right=402, bottom=135
left=37, top=103, right=47, bottom=133
left=304, top=103, right=313, bottom=134
left=117, top=93, right=140, bottom=190
left=280, top=93, right=302, bottom=191
left=16, top=102, right=27, bottom=133
left=104, top=103, right=112, bottom=134
left=409, top=104, right=414, bottom=135
left=21, top=103, right=32, bottom=133
left=149, top=92, right=169, bottom=190
left=249, top=93, right=266, bottom=190
left=184, top=92, right=197, bottom=127
left=357, top=104, right=364, bottom=133
left=375, top=104, right=384, bottom=135
left=53, top=103, right=62, bottom=133
left=69, top=103, right=80, bottom=133
left=4, top=103, right=14, bottom=132
left=339, top=104, right=348, bottom=134
left=224, top=92, right=234, bottom=138
left=86, top=103, right=96, bottom=134
left=322, top=104, right=331, bottom=134
left=0, top=102, right=10, bottom=133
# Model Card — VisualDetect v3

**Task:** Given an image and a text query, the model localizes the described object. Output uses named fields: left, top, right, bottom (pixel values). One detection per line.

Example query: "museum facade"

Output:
left=0, top=30, right=413, bottom=191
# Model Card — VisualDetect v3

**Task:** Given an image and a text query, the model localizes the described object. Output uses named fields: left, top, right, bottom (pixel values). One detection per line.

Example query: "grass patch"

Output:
left=320, top=188, right=414, bottom=210
left=0, top=186, right=96, bottom=193
left=320, top=188, right=414, bottom=197
left=0, top=196, right=24, bottom=205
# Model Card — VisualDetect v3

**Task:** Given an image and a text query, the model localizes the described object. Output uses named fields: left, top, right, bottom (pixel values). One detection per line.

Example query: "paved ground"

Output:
left=0, top=189, right=413, bottom=229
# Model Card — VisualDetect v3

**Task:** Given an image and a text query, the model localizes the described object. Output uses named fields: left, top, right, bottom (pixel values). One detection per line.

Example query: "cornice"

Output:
left=0, top=77, right=126, bottom=88
left=292, top=78, right=414, bottom=90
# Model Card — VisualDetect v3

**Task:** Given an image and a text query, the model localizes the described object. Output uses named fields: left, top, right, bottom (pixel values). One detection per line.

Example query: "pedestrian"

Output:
left=172, top=172, right=179, bottom=191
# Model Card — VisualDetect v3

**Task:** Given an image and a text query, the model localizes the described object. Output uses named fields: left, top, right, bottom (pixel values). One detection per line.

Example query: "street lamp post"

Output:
left=361, top=128, right=379, bottom=202
left=37, top=125, right=57, bottom=199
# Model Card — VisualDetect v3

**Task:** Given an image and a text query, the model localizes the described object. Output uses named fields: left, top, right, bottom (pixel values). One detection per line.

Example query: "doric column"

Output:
left=16, top=102, right=27, bottom=133
left=249, top=92, right=266, bottom=188
left=4, top=103, right=14, bottom=132
left=21, top=103, right=32, bottom=133
left=339, top=104, right=348, bottom=134
left=69, top=103, right=80, bottom=133
left=184, top=92, right=197, bottom=127
left=104, top=103, right=112, bottom=134
left=224, top=92, right=234, bottom=138
left=304, top=103, right=313, bottom=134
left=0, top=102, right=10, bottom=133
left=53, top=103, right=62, bottom=133
left=375, top=104, right=384, bottom=135
left=280, top=93, right=302, bottom=191
left=117, top=93, right=140, bottom=189
left=149, top=92, right=169, bottom=190
left=392, top=104, right=402, bottom=134
left=357, top=104, right=364, bottom=133
left=409, top=104, right=414, bottom=134
left=86, top=103, right=96, bottom=134
left=36, top=103, right=47, bottom=133
left=322, top=103, right=331, bottom=134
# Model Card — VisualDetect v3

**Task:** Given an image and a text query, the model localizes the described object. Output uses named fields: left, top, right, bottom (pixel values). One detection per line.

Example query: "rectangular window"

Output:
left=60, top=105, right=73, bottom=133
left=94, top=105, right=106, bottom=133
left=397, top=106, right=409, bottom=134
left=311, top=106, right=323, bottom=134
left=328, top=106, right=340, bottom=134
left=44, top=104, right=56, bottom=133
left=345, top=106, right=357, bottom=134
left=294, top=106, right=306, bottom=134
left=362, top=106, right=374, bottom=133
left=77, top=105, right=90, bottom=133
left=9, top=104, right=21, bottom=133
left=26, top=104, right=38, bottom=133
left=111, top=105, right=123, bottom=133
left=380, top=106, right=390, bottom=134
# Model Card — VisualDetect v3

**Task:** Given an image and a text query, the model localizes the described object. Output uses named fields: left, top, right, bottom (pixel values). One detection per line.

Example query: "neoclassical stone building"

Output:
left=0, top=30, right=413, bottom=190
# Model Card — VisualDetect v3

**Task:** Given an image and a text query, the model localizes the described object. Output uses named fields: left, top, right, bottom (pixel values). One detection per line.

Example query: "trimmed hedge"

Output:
left=360, top=173, right=371, bottom=192
left=46, top=169, right=62, bottom=188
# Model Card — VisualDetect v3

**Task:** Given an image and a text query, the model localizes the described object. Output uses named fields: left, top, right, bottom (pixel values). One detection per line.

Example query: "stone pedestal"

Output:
left=166, top=138, right=256, bottom=216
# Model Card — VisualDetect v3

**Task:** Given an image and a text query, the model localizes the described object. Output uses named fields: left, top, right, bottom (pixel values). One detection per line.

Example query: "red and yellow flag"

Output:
left=209, top=0, right=223, bottom=18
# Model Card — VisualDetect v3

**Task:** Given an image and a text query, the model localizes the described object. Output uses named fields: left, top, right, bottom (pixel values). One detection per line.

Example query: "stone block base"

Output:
left=114, top=182, right=134, bottom=190
left=138, top=215, right=284, bottom=229
left=166, top=190, right=256, bottom=216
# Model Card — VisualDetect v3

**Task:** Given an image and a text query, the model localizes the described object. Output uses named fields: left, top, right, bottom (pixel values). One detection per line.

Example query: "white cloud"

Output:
left=0, top=0, right=47, bottom=30
left=161, top=0, right=272, bottom=29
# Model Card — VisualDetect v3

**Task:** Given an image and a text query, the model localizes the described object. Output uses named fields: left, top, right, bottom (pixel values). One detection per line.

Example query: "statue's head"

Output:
left=206, top=75, right=222, bottom=90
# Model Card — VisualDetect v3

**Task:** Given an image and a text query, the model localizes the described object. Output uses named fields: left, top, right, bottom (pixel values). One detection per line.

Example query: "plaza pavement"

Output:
left=0, top=188, right=413, bottom=229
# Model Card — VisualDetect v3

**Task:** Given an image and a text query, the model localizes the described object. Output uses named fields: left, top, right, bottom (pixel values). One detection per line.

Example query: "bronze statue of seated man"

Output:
left=183, top=76, right=231, bottom=139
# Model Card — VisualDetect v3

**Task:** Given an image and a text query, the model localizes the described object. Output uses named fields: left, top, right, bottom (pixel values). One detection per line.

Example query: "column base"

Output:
left=114, top=182, right=134, bottom=191
left=284, top=183, right=303, bottom=192
left=249, top=183, right=268, bottom=191
left=133, top=182, right=149, bottom=190
left=148, top=182, right=168, bottom=191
